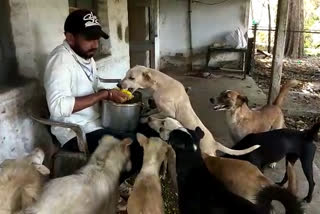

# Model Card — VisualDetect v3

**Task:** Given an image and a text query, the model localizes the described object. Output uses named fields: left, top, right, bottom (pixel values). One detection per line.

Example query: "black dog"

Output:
left=168, top=127, right=303, bottom=214
left=224, top=122, right=320, bottom=203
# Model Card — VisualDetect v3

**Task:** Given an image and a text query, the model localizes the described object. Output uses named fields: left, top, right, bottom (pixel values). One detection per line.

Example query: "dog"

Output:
left=210, top=80, right=299, bottom=143
left=0, top=148, right=50, bottom=214
left=120, top=65, right=259, bottom=156
left=25, top=136, right=132, bottom=214
left=149, top=116, right=298, bottom=203
left=202, top=153, right=297, bottom=203
left=224, top=122, right=320, bottom=203
left=167, top=126, right=303, bottom=214
left=127, top=134, right=173, bottom=214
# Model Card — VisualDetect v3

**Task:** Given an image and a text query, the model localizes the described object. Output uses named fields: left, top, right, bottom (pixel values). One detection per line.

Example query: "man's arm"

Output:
left=72, top=89, right=129, bottom=113
left=72, top=90, right=107, bottom=113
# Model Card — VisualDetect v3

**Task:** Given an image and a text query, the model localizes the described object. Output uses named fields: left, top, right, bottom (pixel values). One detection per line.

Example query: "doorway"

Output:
left=127, top=0, right=159, bottom=69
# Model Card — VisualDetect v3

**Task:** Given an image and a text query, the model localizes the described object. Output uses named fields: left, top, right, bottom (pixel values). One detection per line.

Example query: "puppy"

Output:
left=210, top=80, right=299, bottom=143
left=120, top=65, right=259, bottom=156
left=168, top=126, right=303, bottom=214
left=224, top=122, right=320, bottom=203
left=127, top=134, right=172, bottom=214
left=25, top=136, right=132, bottom=214
left=0, top=148, right=50, bottom=214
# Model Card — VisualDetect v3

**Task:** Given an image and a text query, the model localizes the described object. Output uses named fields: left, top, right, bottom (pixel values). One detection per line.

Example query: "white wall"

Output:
left=159, top=0, right=250, bottom=67
left=96, top=0, right=130, bottom=89
left=9, top=0, right=68, bottom=80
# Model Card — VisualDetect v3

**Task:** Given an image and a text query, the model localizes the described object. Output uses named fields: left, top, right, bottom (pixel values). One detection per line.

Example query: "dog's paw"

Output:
left=269, top=162, right=277, bottom=168
left=303, top=196, right=312, bottom=203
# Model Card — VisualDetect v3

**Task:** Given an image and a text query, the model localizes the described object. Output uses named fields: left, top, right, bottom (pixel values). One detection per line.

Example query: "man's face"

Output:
left=66, top=33, right=99, bottom=59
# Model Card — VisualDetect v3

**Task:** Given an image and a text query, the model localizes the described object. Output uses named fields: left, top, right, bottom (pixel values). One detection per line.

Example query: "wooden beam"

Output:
left=268, top=0, right=289, bottom=104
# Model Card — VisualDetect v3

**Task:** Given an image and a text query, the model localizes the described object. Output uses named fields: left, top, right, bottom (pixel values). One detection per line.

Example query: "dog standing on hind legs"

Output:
left=120, top=65, right=259, bottom=157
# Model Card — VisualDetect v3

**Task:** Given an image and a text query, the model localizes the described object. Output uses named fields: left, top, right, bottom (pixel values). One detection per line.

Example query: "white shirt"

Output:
left=44, top=40, right=102, bottom=146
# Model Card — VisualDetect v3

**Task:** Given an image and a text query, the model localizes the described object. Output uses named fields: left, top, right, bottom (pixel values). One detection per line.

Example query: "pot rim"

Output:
left=102, top=99, right=142, bottom=107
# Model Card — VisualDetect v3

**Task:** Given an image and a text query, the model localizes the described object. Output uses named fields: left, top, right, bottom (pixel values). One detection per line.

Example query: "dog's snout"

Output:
left=148, top=117, right=152, bottom=122
left=209, top=98, right=215, bottom=104
left=116, top=82, right=122, bottom=89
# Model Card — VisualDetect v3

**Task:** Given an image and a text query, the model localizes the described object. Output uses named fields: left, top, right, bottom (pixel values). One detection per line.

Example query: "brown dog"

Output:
left=202, top=153, right=297, bottom=203
left=210, top=80, right=299, bottom=143
left=127, top=134, right=173, bottom=214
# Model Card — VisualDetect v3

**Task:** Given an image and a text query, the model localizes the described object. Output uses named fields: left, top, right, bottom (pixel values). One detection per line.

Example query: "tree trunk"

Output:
left=285, top=0, right=304, bottom=58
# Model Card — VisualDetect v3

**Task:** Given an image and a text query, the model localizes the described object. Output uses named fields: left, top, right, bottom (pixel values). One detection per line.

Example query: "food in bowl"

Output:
left=120, top=89, right=134, bottom=100
left=112, top=88, right=134, bottom=101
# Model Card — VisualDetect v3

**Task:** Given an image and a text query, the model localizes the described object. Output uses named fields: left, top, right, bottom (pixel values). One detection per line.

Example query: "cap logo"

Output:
left=83, top=12, right=100, bottom=27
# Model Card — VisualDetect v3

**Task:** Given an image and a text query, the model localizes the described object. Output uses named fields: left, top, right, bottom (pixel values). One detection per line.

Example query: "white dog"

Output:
left=121, top=65, right=259, bottom=156
left=0, top=148, right=50, bottom=214
left=25, top=136, right=132, bottom=214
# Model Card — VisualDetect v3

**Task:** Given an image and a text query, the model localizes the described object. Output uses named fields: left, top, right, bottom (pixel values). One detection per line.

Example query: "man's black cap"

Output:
left=64, top=9, right=109, bottom=40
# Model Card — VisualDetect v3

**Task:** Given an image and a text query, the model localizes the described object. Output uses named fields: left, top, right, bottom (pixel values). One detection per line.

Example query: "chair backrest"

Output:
left=27, top=96, right=50, bottom=122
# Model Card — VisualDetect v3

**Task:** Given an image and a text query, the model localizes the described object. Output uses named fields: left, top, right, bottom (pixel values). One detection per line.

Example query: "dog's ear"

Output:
left=142, top=70, right=152, bottom=81
left=195, top=126, right=205, bottom=140
left=166, top=145, right=178, bottom=191
left=122, top=137, right=133, bottom=150
left=236, top=95, right=248, bottom=106
left=136, top=133, right=149, bottom=147
left=33, top=164, right=50, bottom=175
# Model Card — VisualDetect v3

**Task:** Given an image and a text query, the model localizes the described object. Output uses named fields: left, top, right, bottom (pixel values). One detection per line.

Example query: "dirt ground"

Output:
left=252, top=54, right=320, bottom=130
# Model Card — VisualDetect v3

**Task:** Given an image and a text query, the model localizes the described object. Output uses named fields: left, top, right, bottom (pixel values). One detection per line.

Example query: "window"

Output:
left=68, top=0, right=111, bottom=59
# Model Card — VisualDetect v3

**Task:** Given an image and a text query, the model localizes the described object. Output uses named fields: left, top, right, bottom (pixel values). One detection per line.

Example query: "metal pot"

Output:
left=101, top=91, right=142, bottom=133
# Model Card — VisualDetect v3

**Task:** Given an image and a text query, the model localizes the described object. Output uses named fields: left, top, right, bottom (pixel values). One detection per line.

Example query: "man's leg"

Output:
left=62, top=129, right=110, bottom=153
left=62, top=128, right=143, bottom=181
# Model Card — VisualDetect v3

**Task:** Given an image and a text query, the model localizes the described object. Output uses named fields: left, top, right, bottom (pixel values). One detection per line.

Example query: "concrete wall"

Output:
left=96, top=0, right=130, bottom=89
left=0, top=0, right=18, bottom=84
left=9, top=0, right=68, bottom=80
left=159, top=0, right=250, bottom=68
left=0, top=81, right=54, bottom=164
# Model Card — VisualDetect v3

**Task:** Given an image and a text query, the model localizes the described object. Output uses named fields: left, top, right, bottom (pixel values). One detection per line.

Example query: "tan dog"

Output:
left=0, top=148, right=50, bottom=214
left=127, top=134, right=172, bottom=214
left=202, top=153, right=297, bottom=203
left=210, top=80, right=299, bottom=143
left=120, top=65, right=259, bottom=156
left=25, top=136, right=132, bottom=214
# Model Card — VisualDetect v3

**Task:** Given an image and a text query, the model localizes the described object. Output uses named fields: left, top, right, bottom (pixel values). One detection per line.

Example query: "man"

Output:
left=44, top=9, right=140, bottom=207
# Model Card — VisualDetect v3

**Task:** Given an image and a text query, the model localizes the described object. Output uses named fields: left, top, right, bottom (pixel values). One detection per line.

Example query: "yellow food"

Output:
left=114, top=88, right=134, bottom=100
left=121, top=89, right=134, bottom=99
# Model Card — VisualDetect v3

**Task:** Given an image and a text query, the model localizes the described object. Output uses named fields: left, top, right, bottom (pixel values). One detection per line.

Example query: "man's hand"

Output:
left=99, top=89, right=130, bottom=103
left=72, top=89, right=130, bottom=113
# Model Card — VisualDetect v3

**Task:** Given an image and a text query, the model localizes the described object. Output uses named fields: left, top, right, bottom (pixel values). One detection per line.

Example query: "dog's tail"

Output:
left=304, top=121, right=320, bottom=141
left=216, top=143, right=260, bottom=156
left=256, top=186, right=303, bottom=214
left=273, top=80, right=300, bottom=107
left=286, top=162, right=298, bottom=195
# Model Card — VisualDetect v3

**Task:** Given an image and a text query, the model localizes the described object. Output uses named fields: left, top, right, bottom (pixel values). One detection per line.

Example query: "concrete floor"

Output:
left=167, top=71, right=320, bottom=213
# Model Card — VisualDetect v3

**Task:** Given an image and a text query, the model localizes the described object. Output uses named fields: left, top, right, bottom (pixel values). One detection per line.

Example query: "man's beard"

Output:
left=72, top=43, right=97, bottom=59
